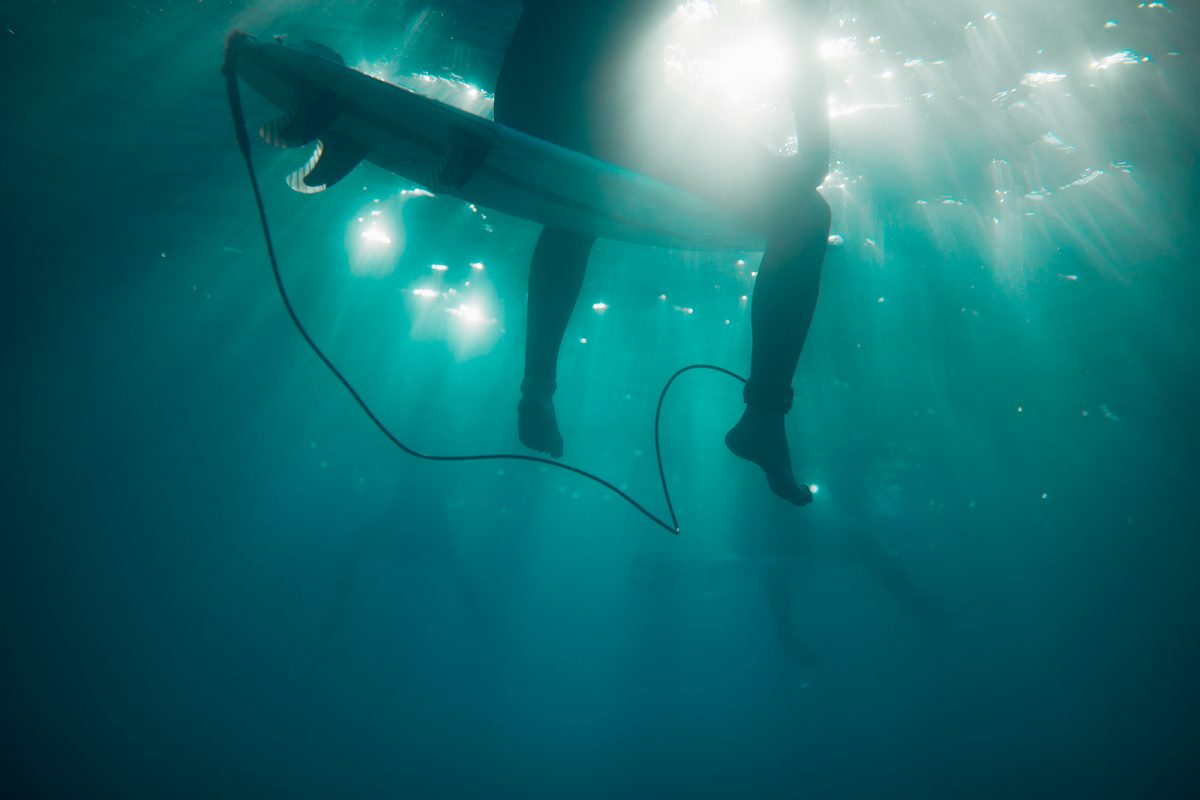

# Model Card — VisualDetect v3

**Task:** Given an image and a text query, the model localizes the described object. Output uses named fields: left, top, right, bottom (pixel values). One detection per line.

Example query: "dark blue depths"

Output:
left=2, top=1, right=1198, bottom=798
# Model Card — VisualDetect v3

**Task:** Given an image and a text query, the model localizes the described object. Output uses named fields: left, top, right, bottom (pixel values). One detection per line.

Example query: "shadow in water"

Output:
left=628, top=516, right=949, bottom=671
left=325, top=487, right=485, bottom=634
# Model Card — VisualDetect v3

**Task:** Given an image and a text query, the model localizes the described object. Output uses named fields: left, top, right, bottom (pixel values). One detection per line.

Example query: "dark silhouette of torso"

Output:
left=495, top=0, right=674, bottom=155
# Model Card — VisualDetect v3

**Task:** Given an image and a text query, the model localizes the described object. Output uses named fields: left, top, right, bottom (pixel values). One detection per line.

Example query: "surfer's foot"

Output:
left=518, top=376, right=564, bottom=458
left=725, top=400, right=812, bottom=507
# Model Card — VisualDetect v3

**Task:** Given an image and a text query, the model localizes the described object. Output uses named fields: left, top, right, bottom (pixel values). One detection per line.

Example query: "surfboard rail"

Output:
left=226, top=33, right=766, bottom=252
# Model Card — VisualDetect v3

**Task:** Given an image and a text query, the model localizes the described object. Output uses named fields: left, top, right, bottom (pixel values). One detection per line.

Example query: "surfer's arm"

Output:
left=779, top=0, right=831, bottom=189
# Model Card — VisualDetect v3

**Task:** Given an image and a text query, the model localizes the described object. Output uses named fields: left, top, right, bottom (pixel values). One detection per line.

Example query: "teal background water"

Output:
left=3, top=1, right=1198, bottom=797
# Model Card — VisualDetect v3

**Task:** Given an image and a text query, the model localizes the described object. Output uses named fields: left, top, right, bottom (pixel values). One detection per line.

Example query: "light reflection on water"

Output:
left=6, top=2, right=1198, bottom=793
left=332, top=0, right=1190, bottom=298
left=148, top=0, right=1194, bottom=513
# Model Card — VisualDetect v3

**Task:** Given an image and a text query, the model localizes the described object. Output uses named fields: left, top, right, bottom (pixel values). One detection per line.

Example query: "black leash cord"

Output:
left=222, top=38, right=747, bottom=536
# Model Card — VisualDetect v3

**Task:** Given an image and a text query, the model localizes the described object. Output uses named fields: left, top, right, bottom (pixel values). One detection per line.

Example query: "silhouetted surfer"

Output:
left=496, top=0, right=832, bottom=506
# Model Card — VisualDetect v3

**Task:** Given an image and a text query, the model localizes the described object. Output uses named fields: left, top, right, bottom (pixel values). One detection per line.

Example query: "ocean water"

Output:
left=3, top=1, right=1198, bottom=797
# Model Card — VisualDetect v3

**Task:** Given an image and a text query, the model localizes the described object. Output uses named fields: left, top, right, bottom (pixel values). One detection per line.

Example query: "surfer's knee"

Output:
left=805, top=190, right=832, bottom=234
left=534, top=227, right=596, bottom=262
left=768, top=188, right=830, bottom=245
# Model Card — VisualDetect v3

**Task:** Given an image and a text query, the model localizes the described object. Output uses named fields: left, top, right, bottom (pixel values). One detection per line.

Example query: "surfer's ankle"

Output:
left=742, top=380, right=794, bottom=416
left=518, top=375, right=564, bottom=458
left=520, top=374, right=556, bottom=400
left=726, top=384, right=812, bottom=507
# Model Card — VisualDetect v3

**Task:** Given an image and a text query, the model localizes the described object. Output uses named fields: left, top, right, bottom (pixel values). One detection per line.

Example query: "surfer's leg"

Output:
left=519, top=227, right=594, bottom=458
left=726, top=190, right=830, bottom=506
left=724, top=2, right=833, bottom=506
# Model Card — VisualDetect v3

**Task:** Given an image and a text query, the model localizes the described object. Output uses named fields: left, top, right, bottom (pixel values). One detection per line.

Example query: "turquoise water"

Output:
left=4, top=1, right=1198, bottom=796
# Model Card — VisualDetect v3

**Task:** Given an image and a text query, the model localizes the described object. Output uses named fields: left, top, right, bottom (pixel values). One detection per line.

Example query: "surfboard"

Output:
left=226, top=33, right=765, bottom=252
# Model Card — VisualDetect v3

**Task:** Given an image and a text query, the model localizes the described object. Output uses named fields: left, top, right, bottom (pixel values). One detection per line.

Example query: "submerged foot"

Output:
left=518, top=377, right=564, bottom=458
left=725, top=407, right=812, bottom=506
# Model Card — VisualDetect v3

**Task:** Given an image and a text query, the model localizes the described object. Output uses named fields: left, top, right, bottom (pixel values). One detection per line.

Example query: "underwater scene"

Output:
left=3, top=0, right=1198, bottom=797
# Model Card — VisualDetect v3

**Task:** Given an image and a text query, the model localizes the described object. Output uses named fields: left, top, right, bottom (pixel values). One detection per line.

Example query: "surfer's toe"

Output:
left=725, top=412, right=812, bottom=507
left=518, top=393, right=564, bottom=459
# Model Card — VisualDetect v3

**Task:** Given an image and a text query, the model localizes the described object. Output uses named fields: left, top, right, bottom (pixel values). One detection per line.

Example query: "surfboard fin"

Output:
left=286, top=133, right=369, bottom=193
left=260, top=101, right=337, bottom=149
left=286, top=141, right=326, bottom=194
left=258, top=41, right=346, bottom=148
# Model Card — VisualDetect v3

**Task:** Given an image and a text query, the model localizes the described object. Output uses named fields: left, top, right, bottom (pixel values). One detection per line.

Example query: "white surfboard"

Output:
left=227, top=33, right=765, bottom=252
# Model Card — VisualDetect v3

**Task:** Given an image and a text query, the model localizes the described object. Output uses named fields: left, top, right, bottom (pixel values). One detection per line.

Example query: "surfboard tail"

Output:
left=227, top=34, right=368, bottom=193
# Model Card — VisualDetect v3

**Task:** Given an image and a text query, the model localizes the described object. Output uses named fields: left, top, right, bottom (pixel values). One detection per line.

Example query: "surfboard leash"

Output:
left=223, top=34, right=748, bottom=536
